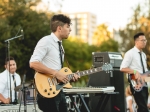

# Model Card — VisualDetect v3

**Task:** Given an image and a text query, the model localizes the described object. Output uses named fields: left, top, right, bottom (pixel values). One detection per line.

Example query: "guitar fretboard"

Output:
left=76, top=67, right=102, bottom=76
left=67, top=64, right=113, bottom=81
left=67, top=67, right=102, bottom=81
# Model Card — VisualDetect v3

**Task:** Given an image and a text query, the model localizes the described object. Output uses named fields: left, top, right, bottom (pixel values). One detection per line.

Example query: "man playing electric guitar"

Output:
left=120, top=32, right=149, bottom=112
left=30, top=14, right=79, bottom=112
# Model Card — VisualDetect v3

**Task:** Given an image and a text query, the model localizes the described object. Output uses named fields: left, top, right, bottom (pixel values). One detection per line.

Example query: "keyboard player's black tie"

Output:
left=12, top=75, right=17, bottom=103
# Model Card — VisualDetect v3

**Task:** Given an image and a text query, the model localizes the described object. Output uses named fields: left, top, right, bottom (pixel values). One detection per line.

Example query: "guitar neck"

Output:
left=76, top=67, right=102, bottom=77
left=67, top=67, right=102, bottom=80
left=144, top=71, right=150, bottom=76
left=67, top=64, right=113, bottom=81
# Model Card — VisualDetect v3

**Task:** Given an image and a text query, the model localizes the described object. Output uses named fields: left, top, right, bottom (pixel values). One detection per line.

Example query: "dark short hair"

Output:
left=50, top=14, right=71, bottom=32
left=5, top=57, right=15, bottom=65
left=134, top=32, right=145, bottom=40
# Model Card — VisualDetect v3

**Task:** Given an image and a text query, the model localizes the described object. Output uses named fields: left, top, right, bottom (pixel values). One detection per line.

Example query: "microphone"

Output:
left=21, top=28, right=24, bottom=40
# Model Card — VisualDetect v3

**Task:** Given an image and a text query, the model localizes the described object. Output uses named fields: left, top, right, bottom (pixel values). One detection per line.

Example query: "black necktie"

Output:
left=12, top=75, right=17, bottom=103
left=139, top=52, right=145, bottom=73
left=58, top=41, right=63, bottom=68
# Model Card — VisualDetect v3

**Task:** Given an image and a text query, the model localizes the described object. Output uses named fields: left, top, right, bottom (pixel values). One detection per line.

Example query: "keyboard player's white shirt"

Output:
left=0, top=70, right=21, bottom=102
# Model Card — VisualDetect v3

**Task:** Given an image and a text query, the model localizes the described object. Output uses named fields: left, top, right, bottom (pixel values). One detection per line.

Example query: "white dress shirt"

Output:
left=120, top=46, right=148, bottom=74
left=0, top=70, right=21, bottom=102
left=30, top=33, right=64, bottom=71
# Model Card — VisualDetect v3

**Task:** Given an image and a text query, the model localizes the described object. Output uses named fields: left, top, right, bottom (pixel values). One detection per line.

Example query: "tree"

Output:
left=92, top=24, right=112, bottom=46
left=99, top=38, right=119, bottom=52
left=92, top=23, right=119, bottom=52
left=0, top=0, right=51, bottom=79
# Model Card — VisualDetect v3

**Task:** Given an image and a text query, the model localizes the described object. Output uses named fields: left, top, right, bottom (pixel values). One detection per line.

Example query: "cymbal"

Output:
left=15, top=81, right=33, bottom=91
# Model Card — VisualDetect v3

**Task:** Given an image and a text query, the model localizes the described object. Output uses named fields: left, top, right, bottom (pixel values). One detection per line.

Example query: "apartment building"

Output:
left=67, top=12, right=97, bottom=44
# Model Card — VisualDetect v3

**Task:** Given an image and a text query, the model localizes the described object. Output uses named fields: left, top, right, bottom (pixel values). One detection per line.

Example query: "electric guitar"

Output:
left=128, top=71, right=150, bottom=92
left=34, top=63, right=113, bottom=98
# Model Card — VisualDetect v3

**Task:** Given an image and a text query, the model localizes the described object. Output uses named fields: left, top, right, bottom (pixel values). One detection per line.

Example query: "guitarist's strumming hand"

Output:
left=134, top=71, right=145, bottom=84
left=134, top=71, right=141, bottom=80
left=54, top=71, right=69, bottom=83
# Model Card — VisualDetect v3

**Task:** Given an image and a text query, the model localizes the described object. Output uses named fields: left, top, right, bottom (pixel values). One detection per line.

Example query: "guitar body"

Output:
left=34, top=67, right=72, bottom=98
left=128, top=74, right=145, bottom=92
left=128, top=71, right=150, bottom=92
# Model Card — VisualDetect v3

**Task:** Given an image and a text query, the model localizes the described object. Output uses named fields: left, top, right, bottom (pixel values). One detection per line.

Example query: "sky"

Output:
left=42, top=0, right=144, bottom=30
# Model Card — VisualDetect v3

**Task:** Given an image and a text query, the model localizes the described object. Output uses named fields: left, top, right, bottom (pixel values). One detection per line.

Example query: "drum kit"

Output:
left=14, top=81, right=33, bottom=91
left=14, top=80, right=37, bottom=102
left=14, top=79, right=38, bottom=112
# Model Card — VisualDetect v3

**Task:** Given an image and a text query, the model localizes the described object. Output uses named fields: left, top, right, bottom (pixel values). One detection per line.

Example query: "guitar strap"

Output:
left=64, top=54, right=70, bottom=69
left=127, top=74, right=131, bottom=84
left=127, top=74, right=130, bottom=82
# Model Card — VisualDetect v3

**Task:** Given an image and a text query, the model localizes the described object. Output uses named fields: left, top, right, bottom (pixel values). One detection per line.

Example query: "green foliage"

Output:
left=63, top=39, right=92, bottom=87
left=0, top=0, right=51, bottom=79
left=99, top=38, right=119, bottom=52
left=92, top=24, right=112, bottom=46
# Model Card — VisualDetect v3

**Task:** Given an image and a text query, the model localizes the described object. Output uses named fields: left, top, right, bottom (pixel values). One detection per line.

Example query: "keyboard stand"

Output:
left=68, top=94, right=90, bottom=112
left=63, top=87, right=117, bottom=112
left=78, top=94, right=90, bottom=112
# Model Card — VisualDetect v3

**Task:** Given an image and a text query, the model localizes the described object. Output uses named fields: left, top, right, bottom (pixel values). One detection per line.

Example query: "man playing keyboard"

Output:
left=0, top=57, right=21, bottom=104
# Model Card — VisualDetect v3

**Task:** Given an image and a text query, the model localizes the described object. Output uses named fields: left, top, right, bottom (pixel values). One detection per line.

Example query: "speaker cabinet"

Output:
left=87, top=69, right=126, bottom=112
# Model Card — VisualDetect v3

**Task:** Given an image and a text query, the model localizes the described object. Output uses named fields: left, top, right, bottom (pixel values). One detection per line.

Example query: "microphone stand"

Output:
left=5, top=41, right=12, bottom=103
left=19, top=74, right=27, bottom=112
left=4, top=28, right=23, bottom=104
left=4, top=35, right=23, bottom=42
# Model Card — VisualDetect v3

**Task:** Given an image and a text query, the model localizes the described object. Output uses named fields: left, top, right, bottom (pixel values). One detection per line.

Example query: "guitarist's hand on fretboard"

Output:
left=55, top=71, right=69, bottom=83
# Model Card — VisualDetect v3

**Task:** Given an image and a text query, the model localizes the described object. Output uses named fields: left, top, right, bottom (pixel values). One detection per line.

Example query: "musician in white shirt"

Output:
left=120, top=32, right=149, bottom=112
left=30, top=14, right=79, bottom=112
left=0, top=57, right=21, bottom=104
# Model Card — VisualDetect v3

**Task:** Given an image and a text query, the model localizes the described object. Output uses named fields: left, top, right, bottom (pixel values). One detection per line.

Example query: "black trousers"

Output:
left=130, top=85, right=149, bottom=112
left=37, top=91, right=68, bottom=112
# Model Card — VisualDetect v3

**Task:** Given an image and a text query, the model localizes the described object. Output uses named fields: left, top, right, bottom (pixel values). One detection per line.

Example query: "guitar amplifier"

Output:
left=92, top=52, right=123, bottom=68
left=90, top=52, right=125, bottom=112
